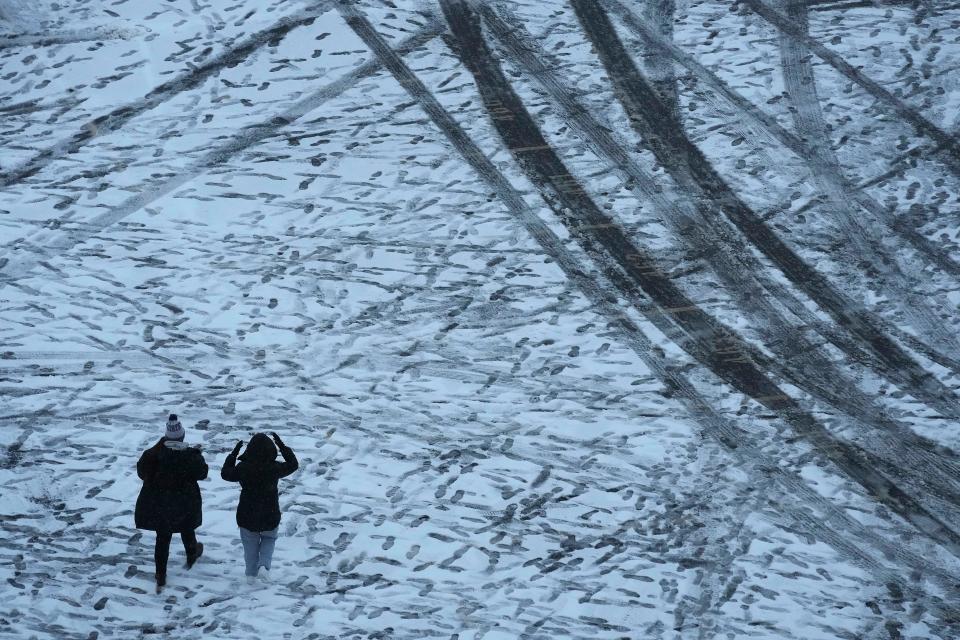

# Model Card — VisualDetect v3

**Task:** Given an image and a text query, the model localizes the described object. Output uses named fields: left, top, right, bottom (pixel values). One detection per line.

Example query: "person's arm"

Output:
left=220, top=441, right=244, bottom=482
left=192, top=450, right=209, bottom=481
left=136, top=445, right=158, bottom=480
left=271, top=432, right=299, bottom=478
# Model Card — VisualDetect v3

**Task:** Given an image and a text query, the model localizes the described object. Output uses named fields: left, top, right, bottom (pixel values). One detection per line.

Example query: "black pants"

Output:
left=154, top=530, right=198, bottom=579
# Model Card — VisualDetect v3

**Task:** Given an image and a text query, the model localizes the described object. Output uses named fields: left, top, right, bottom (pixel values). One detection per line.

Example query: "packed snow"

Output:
left=2, top=0, right=960, bottom=638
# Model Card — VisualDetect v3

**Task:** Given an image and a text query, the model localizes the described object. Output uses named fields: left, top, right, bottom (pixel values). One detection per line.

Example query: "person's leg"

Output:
left=258, top=528, right=279, bottom=571
left=239, top=527, right=259, bottom=577
left=154, top=531, right=172, bottom=582
left=181, top=529, right=197, bottom=557
left=181, top=529, right=203, bottom=568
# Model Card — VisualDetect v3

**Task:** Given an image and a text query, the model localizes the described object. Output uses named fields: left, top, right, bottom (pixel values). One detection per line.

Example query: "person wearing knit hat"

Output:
left=134, top=413, right=208, bottom=592
left=165, top=414, right=185, bottom=441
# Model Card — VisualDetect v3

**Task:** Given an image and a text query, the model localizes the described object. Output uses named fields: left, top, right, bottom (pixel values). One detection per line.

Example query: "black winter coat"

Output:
left=221, top=433, right=298, bottom=532
left=135, top=439, right=208, bottom=532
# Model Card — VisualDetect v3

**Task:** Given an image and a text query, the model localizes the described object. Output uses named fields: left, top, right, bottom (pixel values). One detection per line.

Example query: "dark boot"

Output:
left=186, top=542, right=204, bottom=569
left=156, top=573, right=166, bottom=593
left=182, top=530, right=203, bottom=569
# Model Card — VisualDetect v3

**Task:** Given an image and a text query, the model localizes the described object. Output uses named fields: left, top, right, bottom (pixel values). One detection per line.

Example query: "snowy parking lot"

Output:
left=2, top=0, right=960, bottom=638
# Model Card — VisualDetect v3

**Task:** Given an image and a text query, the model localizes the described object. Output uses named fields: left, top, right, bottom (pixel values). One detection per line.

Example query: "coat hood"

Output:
left=239, top=433, right=277, bottom=464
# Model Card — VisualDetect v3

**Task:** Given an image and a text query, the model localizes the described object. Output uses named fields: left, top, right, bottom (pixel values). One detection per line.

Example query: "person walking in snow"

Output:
left=221, top=431, right=299, bottom=583
left=135, top=414, right=208, bottom=592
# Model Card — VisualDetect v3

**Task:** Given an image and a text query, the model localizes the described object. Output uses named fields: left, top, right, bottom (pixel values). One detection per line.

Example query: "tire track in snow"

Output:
left=637, top=0, right=679, bottom=118
left=0, top=1, right=335, bottom=189
left=336, top=3, right=960, bottom=616
left=773, top=0, right=960, bottom=360
left=854, top=137, right=957, bottom=197
left=480, top=2, right=960, bottom=514
left=0, top=27, right=137, bottom=49
left=739, top=0, right=960, bottom=178
left=572, top=0, right=960, bottom=424
left=803, top=0, right=917, bottom=8
left=448, top=0, right=960, bottom=562
left=0, top=24, right=443, bottom=287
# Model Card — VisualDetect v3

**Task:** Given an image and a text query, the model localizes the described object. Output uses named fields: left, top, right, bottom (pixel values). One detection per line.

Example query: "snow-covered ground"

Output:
left=2, top=0, right=960, bottom=638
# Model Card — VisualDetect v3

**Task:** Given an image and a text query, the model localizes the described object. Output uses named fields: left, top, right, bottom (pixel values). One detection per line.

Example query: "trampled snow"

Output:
left=2, top=0, right=960, bottom=638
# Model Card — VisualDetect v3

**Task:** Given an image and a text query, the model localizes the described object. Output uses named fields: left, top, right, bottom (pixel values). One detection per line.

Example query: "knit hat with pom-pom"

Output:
left=164, top=414, right=185, bottom=441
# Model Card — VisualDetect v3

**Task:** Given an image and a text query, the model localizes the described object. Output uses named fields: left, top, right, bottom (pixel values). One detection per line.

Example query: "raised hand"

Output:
left=232, top=440, right=244, bottom=454
left=270, top=431, right=285, bottom=447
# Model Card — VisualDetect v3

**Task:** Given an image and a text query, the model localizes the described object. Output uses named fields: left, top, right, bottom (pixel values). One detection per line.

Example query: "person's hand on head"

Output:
left=270, top=432, right=284, bottom=447
left=232, top=440, right=243, bottom=454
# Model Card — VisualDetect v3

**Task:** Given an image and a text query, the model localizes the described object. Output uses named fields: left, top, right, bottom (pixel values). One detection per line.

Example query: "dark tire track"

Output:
left=571, top=0, right=960, bottom=423
left=445, top=0, right=960, bottom=561
left=0, top=1, right=334, bottom=189
left=638, top=0, right=680, bottom=118
left=479, top=3, right=960, bottom=506
left=774, top=0, right=960, bottom=360
left=739, top=0, right=960, bottom=179
left=340, top=4, right=960, bottom=610
left=0, top=24, right=442, bottom=286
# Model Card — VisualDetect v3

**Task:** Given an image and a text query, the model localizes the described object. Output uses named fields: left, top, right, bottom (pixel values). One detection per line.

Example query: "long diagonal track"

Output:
left=740, top=0, right=960, bottom=178
left=568, top=0, right=960, bottom=423
left=339, top=4, right=960, bottom=618
left=336, top=0, right=960, bottom=570
left=477, top=2, right=960, bottom=511
left=0, top=24, right=443, bottom=285
left=0, top=1, right=334, bottom=189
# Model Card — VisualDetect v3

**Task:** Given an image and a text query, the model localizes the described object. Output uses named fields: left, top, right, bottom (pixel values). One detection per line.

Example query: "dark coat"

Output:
left=135, top=439, right=208, bottom=533
left=221, top=433, right=298, bottom=532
